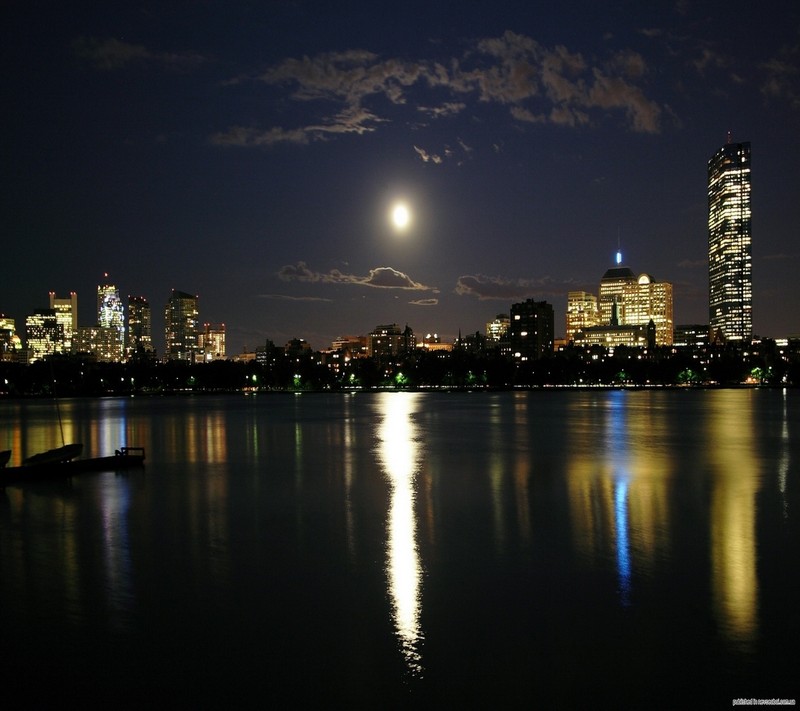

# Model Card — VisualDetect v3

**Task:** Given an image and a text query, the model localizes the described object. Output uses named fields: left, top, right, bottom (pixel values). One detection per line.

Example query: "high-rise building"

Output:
left=708, top=139, right=752, bottom=341
left=49, top=292, right=77, bottom=353
left=599, top=263, right=638, bottom=326
left=127, top=296, right=153, bottom=358
left=0, top=316, right=22, bottom=360
left=165, top=290, right=199, bottom=361
left=586, top=253, right=674, bottom=347
left=97, top=277, right=125, bottom=361
left=199, top=323, right=226, bottom=361
left=566, top=292, right=600, bottom=342
left=368, top=324, right=409, bottom=360
left=25, top=309, right=63, bottom=362
left=622, top=275, right=674, bottom=346
left=507, top=299, right=554, bottom=360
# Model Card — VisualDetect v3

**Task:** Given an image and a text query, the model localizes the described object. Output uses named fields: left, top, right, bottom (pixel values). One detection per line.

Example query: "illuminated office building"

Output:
left=566, top=292, right=600, bottom=342
left=486, top=314, right=510, bottom=342
left=97, top=277, right=125, bottom=361
left=508, top=299, right=554, bottom=360
left=0, top=316, right=22, bottom=359
left=622, top=275, right=673, bottom=346
left=165, top=290, right=199, bottom=361
left=599, top=258, right=638, bottom=326
left=587, top=253, right=674, bottom=347
left=127, top=295, right=153, bottom=357
left=199, top=322, right=226, bottom=361
left=708, top=139, right=752, bottom=341
left=25, top=309, right=63, bottom=362
left=49, top=292, right=78, bottom=353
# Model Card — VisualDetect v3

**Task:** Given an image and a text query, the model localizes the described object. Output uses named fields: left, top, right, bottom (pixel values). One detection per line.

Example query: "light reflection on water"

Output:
left=374, top=392, right=424, bottom=676
left=0, top=390, right=797, bottom=705
left=565, top=391, right=672, bottom=606
left=708, top=390, right=760, bottom=649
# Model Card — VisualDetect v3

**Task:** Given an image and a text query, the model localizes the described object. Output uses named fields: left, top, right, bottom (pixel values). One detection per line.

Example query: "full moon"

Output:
left=391, top=203, right=411, bottom=230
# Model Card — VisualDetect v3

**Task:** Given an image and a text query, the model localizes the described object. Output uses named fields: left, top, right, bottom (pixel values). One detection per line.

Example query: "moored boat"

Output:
left=0, top=446, right=145, bottom=486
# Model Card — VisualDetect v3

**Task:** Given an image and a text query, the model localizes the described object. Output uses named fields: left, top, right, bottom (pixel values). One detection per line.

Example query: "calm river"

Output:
left=1, top=390, right=798, bottom=708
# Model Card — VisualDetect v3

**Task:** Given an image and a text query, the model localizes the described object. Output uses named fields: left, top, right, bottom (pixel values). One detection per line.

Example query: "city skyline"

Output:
left=3, top=2, right=800, bottom=354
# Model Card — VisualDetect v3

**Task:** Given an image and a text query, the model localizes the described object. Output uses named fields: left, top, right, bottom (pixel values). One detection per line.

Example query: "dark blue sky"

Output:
left=3, top=1, right=800, bottom=353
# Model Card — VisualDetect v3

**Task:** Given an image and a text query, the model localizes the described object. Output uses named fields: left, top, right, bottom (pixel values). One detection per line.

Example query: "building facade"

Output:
left=622, top=274, right=674, bottom=346
left=507, top=299, right=554, bottom=361
left=127, top=295, right=153, bottom=358
left=97, top=278, right=125, bottom=361
left=164, top=290, right=199, bottom=361
left=25, top=309, right=63, bottom=362
left=566, top=291, right=600, bottom=342
left=486, top=314, right=510, bottom=342
left=0, top=316, right=22, bottom=360
left=199, top=323, right=226, bottom=361
left=708, top=139, right=752, bottom=341
left=599, top=266, right=638, bottom=326
left=49, top=292, right=78, bottom=353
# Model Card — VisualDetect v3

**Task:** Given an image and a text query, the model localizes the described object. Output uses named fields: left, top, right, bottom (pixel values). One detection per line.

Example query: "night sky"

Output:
left=4, top=1, right=800, bottom=354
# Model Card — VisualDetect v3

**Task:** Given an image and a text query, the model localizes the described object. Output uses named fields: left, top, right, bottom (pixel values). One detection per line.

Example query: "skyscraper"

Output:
left=622, top=275, right=674, bottom=346
left=127, top=295, right=153, bottom=358
left=507, top=299, right=554, bottom=360
left=566, top=291, right=600, bottom=342
left=708, top=139, right=752, bottom=341
left=165, top=290, right=199, bottom=361
left=25, top=309, right=62, bottom=362
left=49, top=292, right=77, bottom=353
left=97, top=276, right=125, bottom=361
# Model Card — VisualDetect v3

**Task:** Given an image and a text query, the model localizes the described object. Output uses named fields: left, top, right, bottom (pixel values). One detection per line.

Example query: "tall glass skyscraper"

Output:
left=708, top=139, right=752, bottom=341
left=165, top=290, right=199, bottom=361
left=97, top=276, right=125, bottom=361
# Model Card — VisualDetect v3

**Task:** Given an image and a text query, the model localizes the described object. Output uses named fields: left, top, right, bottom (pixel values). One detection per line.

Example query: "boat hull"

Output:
left=1, top=447, right=145, bottom=486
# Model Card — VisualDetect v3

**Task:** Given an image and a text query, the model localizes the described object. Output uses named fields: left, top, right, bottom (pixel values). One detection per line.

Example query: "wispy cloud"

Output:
left=414, top=145, right=443, bottom=164
left=761, top=252, right=799, bottom=261
left=278, top=262, right=438, bottom=292
left=761, top=43, right=800, bottom=109
left=677, top=258, right=707, bottom=269
left=455, top=273, right=580, bottom=300
left=410, top=298, right=439, bottom=306
left=73, top=37, right=206, bottom=71
left=257, top=294, right=332, bottom=302
left=214, top=30, right=665, bottom=148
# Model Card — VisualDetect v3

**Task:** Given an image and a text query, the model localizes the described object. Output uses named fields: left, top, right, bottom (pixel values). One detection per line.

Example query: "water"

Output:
left=1, top=390, right=798, bottom=708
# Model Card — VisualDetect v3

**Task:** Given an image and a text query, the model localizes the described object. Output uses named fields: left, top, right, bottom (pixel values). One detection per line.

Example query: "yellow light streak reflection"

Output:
left=708, top=391, right=760, bottom=649
left=375, top=392, right=424, bottom=675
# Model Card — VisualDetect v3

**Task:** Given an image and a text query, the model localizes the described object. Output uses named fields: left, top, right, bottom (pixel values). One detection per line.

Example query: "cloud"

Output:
left=677, top=258, right=707, bottom=269
left=761, top=252, right=799, bottom=261
left=417, top=102, right=466, bottom=118
left=278, top=262, right=437, bottom=291
left=761, top=45, right=800, bottom=109
left=210, top=125, right=311, bottom=147
left=210, top=107, right=385, bottom=147
left=586, top=69, right=660, bottom=133
left=409, top=298, right=439, bottom=306
left=257, top=293, right=332, bottom=302
left=455, top=274, right=579, bottom=300
left=73, top=37, right=205, bottom=71
left=414, top=145, right=443, bottom=163
left=510, top=106, right=546, bottom=123
left=215, top=30, right=665, bottom=148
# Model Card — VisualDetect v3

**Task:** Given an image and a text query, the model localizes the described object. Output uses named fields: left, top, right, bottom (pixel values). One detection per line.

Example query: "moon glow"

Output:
left=391, top=203, right=411, bottom=230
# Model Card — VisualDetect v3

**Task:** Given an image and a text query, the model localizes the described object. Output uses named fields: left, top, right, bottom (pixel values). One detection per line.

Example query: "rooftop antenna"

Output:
left=727, top=130, right=732, bottom=144
left=616, top=229, right=622, bottom=266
